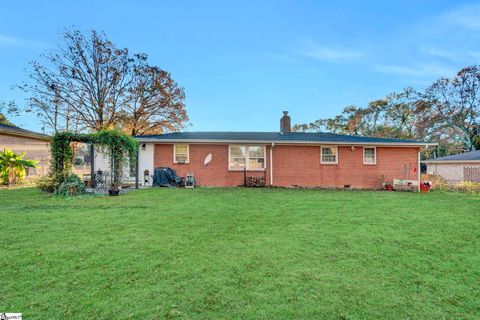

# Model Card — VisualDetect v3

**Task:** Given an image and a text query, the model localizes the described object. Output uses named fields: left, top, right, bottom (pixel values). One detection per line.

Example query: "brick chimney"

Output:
left=280, top=111, right=291, bottom=133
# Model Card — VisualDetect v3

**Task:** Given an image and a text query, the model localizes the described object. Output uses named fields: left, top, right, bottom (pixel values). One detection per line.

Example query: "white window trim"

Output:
left=173, top=144, right=189, bottom=163
left=321, top=146, right=338, bottom=164
left=320, top=146, right=338, bottom=164
left=228, top=145, right=266, bottom=171
left=363, top=146, right=377, bottom=165
left=228, top=145, right=245, bottom=171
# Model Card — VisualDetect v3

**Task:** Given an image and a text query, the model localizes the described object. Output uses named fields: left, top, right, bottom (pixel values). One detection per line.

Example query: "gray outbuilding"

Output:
left=424, top=150, right=480, bottom=184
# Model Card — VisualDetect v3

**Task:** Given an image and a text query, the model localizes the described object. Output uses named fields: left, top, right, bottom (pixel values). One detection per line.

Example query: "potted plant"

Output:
left=380, top=175, right=393, bottom=191
left=108, top=182, right=121, bottom=196
left=108, top=166, right=122, bottom=196
left=108, top=163, right=122, bottom=196
left=420, top=181, right=431, bottom=193
left=380, top=175, right=386, bottom=189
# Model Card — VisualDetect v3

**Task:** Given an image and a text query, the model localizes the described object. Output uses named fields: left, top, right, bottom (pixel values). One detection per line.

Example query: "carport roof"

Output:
left=424, top=150, right=480, bottom=163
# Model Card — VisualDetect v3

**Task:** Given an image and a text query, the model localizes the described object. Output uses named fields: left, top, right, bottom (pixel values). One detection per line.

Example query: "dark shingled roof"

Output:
left=0, top=123, right=50, bottom=140
left=136, top=131, right=430, bottom=145
left=425, top=150, right=480, bottom=162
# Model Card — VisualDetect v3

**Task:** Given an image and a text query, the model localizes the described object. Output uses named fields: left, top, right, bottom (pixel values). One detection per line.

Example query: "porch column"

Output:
left=135, top=149, right=139, bottom=189
left=270, top=142, right=274, bottom=186
left=90, top=143, right=95, bottom=187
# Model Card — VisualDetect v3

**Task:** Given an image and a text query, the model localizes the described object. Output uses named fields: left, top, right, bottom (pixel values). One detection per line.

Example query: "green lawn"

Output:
left=1, top=188, right=479, bottom=319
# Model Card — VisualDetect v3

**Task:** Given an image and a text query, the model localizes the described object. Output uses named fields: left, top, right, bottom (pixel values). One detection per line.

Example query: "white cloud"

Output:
left=0, top=34, right=47, bottom=48
left=441, top=3, right=480, bottom=30
left=299, top=46, right=363, bottom=62
left=280, top=3, right=480, bottom=79
left=374, top=63, right=455, bottom=78
left=296, top=38, right=364, bottom=63
left=267, top=53, right=298, bottom=63
left=420, top=47, right=456, bottom=60
left=467, top=51, right=480, bottom=61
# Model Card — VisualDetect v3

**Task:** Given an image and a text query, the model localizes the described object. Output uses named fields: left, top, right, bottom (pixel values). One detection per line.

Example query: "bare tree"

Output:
left=20, top=29, right=188, bottom=135
left=20, top=29, right=133, bottom=132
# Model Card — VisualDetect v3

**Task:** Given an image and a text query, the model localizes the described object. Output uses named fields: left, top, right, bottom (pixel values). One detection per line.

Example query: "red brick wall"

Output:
left=154, top=144, right=269, bottom=187
left=272, top=145, right=419, bottom=188
left=153, top=143, right=419, bottom=188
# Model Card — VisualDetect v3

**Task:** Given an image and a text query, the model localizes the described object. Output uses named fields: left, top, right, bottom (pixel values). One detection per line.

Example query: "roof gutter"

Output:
left=423, top=160, right=480, bottom=164
left=270, top=142, right=274, bottom=186
left=136, top=137, right=437, bottom=147
left=0, top=128, right=51, bottom=141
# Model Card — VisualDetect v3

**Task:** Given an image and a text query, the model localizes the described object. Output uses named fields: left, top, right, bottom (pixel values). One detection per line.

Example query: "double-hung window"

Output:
left=321, top=146, right=338, bottom=164
left=229, top=146, right=247, bottom=170
left=174, top=144, right=189, bottom=163
left=229, top=145, right=265, bottom=170
left=363, top=147, right=376, bottom=165
left=248, top=146, right=265, bottom=170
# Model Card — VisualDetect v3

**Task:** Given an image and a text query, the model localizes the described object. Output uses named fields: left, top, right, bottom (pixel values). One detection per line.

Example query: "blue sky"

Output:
left=1, top=0, right=480, bottom=133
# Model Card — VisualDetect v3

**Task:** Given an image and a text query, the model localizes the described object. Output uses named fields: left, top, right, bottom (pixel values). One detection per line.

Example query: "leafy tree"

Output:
left=291, top=123, right=309, bottom=132
left=0, top=100, right=20, bottom=126
left=381, top=88, right=420, bottom=139
left=294, top=105, right=362, bottom=134
left=293, top=66, right=480, bottom=156
left=418, top=66, right=480, bottom=151
left=293, top=89, right=419, bottom=139
left=0, top=113, right=12, bottom=126
left=362, top=99, right=388, bottom=136
left=0, top=148, right=38, bottom=185
left=474, top=135, right=480, bottom=150
left=119, top=60, right=188, bottom=135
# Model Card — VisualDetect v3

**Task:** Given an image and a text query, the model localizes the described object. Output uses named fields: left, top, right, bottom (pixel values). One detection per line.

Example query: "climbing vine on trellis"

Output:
left=51, top=132, right=91, bottom=174
left=50, top=130, right=138, bottom=190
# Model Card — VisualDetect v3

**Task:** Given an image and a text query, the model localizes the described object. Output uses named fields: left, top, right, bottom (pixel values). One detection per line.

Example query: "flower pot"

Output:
left=108, top=189, right=120, bottom=196
left=420, top=182, right=431, bottom=193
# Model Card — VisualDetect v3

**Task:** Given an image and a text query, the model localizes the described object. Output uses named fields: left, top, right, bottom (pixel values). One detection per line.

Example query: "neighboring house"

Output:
left=424, top=150, right=480, bottom=184
left=0, top=123, right=51, bottom=177
left=98, top=112, right=433, bottom=189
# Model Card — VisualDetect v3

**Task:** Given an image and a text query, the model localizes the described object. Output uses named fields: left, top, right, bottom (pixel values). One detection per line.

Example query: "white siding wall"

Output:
left=138, top=143, right=154, bottom=186
left=93, top=147, right=132, bottom=184
left=94, top=143, right=154, bottom=186
left=94, top=147, right=110, bottom=173
left=426, top=162, right=480, bottom=184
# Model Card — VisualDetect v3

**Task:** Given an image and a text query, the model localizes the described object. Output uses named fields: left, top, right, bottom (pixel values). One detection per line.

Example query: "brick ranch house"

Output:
left=102, top=112, right=435, bottom=190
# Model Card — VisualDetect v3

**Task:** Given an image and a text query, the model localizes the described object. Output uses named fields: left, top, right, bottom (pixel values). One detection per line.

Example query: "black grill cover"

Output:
left=152, top=167, right=182, bottom=187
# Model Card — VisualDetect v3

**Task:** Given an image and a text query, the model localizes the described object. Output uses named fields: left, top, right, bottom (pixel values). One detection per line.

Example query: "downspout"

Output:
left=417, top=149, right=421, bottom=192
left=270, top=142, right=274, bottom=186
left=417, top=145, right=428, bottom=192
